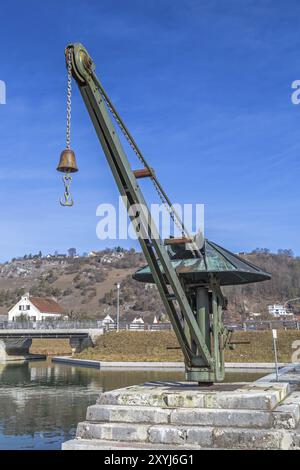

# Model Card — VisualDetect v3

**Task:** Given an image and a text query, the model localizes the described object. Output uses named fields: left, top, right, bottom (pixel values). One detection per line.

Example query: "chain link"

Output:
left=151, top=179, right=184, bottom=235
left=66, top=50, right=72, bottom=149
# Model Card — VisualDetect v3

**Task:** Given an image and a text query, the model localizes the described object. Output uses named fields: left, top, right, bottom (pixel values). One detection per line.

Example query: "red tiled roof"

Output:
left=29, top=297, right=63, bottom=314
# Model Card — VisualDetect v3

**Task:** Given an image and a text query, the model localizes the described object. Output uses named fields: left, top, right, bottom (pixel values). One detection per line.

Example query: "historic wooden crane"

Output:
left=57, top=43, right=270, bottom=383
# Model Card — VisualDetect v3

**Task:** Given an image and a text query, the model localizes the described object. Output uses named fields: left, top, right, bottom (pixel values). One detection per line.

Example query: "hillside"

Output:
left=224, top=250, right=300, bottom=320
left=0, top=249, right=163, bottom=322
left=0, top=248, right=299, bottom=322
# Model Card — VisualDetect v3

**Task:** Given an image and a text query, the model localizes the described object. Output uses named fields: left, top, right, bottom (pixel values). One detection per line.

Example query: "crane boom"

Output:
left=59, top=43, right=230, bottom=383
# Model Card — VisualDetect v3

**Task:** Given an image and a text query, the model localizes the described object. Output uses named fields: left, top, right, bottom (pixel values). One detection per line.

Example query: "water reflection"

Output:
left=0, top=359, right=185, bottom=449
left=0, top=359, right=265, bottom=450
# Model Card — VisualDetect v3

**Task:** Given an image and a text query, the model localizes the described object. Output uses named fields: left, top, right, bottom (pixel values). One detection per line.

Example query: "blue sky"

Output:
left=0, top=0, right=299, bottom=261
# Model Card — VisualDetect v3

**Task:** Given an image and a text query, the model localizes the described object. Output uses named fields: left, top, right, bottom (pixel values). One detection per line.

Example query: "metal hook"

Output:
left=60, top=174, right=74, bottom=207
left=60, top=196, right=74, bottom=207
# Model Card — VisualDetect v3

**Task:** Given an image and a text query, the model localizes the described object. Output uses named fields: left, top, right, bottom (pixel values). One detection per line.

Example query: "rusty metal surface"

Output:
left=133, top=168, right=153, bottom=178
left=164, top=237, right=193, bottom=246
left=57, top=149, right=78, bottom=173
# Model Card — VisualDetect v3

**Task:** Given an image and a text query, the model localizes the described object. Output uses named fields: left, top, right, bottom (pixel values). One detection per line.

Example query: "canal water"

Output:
left=0, top=359, right=266, bottom=450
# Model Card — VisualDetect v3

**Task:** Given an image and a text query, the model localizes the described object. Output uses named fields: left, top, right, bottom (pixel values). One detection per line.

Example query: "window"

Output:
left=19, top=305, right=30, bottom=311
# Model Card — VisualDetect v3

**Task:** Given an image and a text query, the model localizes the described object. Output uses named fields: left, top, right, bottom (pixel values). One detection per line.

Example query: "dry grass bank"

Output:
left=30, top=339, right=71, bottom=356
left=76, top=330, right=300, bottom=363
left=77, top=331, right=183, bottom=362
left=225, top=330, right=300, bottom=363
left=29, top=330, right=300, bottom=363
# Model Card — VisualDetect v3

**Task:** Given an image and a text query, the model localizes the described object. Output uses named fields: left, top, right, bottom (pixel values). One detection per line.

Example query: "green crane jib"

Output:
left=57, top=43, right=271, bottom=383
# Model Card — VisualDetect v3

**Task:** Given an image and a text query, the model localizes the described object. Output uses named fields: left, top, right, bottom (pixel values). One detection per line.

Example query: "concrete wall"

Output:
left=0, top=338, right=32, bottom=361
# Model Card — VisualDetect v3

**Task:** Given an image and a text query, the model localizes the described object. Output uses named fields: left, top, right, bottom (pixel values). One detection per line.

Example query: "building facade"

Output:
left=268, top=304, right=293, bottom=318
left=8, top=293, right=64, bottom=322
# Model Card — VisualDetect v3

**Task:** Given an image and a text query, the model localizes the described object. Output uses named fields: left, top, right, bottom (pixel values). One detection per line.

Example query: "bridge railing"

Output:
left=0, top=320, right=173, bottom=332
left=103, top=320, right=300, bottom=332
left=0, top=320, right=103, bottom=330
left=227, top=320, right=300, bottom=331
left=0, top=319, right=299, bottom=331
left=103, top=322, right=173, bottom=332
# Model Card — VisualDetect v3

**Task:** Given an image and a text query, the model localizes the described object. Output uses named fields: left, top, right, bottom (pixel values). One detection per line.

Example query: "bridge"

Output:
left=0, top=328, right=103, bottom=361
left=1, top=318, right=299, bottom=361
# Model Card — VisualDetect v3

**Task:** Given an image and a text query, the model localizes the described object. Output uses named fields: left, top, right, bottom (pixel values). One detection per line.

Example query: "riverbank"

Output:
left=30, top=330, right=300, bottom=363
left=75, top=330, right=300, bottom=363
left=52, top=356, right=287, bottom=371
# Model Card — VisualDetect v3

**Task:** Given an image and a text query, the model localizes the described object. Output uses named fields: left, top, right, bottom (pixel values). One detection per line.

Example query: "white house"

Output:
left=268, top=304, right=293, bottom=318
left=102, top=314, right=115, bottom=324
left=8, top=293, right=64, bottom=322
left=132, top=316, right=144, bottom=324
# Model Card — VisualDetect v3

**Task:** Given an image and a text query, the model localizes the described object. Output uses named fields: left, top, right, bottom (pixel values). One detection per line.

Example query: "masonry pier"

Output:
left=63, top=364, right=300, bottom=450
left=0, top=329, right=103, bottom=360
left=0, top=338, right=32, bottom=361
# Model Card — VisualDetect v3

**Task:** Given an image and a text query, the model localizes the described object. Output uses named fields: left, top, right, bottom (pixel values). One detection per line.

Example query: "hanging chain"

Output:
left=66, top=49, right=72, bottom=149
left=60, top=48, right=74, bottom=207
left=95, top=82, right=187, bottom=238
left=151, top=178, right=184, bottom=235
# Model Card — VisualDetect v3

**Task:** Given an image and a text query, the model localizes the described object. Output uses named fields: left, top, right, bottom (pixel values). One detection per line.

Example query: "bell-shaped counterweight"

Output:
left=57, top=149, right=78, bottom=173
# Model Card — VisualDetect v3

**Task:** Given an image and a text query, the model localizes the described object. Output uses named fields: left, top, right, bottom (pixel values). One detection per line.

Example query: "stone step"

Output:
left=149, top=424, right=297, bottom=449
left=87, top=404, right=170, bottom=425
left=76, top=422, right=149, bottom=443
left=98, top=382, right=290, bottom=411
left=62, top=438, right=199, bottom=450
left=170, top=408, right=273, bottom=428
left=87, top=404, right=274, bottom=428
left=75, top=421, right=299, bottom=450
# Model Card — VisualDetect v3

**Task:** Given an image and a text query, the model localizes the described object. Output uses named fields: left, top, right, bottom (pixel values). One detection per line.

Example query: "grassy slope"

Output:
left=66, top=330, right=300, bottom=363
left=31, top=339, right=71, bottom=356
left=51, top=267, right=135, bottom=315
left=225, top=330, right=300, bottom=363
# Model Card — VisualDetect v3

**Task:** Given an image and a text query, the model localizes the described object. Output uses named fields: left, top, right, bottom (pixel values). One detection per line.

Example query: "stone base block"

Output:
left=76, top=422, right=149, bottom=442
left=62, top=439, right=199, bottom=450
left=97, top=381, right=290, bottom=411
left=63, top=380, right=300, bottom=450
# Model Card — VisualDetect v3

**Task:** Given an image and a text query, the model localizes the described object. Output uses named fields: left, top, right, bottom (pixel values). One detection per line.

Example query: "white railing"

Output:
left=227, top=320, right=300, bottom=331
left=0, top=320, right=172, bottom=331
left=0, top=319, right=299, bottom=331
left=103, top=322, right=172, bottom=332
left=0, top=320, right=103, bottom=330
